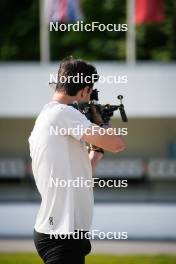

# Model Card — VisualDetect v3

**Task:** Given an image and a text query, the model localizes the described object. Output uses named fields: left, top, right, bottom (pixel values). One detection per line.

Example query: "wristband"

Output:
left=94, top=149, right=104, bottom=154
left=89, top=145, right=104, bottom=154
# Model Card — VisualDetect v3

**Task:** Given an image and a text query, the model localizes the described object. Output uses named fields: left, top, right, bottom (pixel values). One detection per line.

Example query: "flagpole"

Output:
left=40, top=0, right=50, bottom=63
left=126, top=0, right=136, bottom=64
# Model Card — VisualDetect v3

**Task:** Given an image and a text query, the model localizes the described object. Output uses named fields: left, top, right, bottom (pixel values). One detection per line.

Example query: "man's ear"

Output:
left=78, top=86, right=90, bottom=98
left=80, top=88, right=85, bottom=98
left=84, top=86, right=92, bottom=94
left=76, top=88, right=84, bottom=98
left=80, top=87, right=89, bottom=97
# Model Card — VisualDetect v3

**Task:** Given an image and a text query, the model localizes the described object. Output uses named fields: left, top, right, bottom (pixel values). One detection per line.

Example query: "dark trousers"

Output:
left=33, top=229, right=91, bottom=264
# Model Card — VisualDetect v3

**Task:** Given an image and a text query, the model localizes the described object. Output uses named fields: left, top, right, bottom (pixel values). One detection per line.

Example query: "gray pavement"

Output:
left=0, top=240, right=176, bottom=255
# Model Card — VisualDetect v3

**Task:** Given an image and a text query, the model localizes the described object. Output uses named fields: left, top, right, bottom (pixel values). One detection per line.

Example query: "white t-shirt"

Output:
left=28, top=101, right=93, bottom=234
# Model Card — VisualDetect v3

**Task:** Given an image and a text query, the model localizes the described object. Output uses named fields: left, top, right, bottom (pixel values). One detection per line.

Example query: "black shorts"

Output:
left=33, top=229, right=92, bottom=264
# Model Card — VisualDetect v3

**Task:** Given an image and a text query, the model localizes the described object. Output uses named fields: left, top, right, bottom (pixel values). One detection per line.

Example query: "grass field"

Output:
left=0, top=253, right=176, bottom=264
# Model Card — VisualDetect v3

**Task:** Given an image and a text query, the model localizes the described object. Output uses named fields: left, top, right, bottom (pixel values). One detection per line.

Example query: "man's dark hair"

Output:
left=56, top=57, right=99, bottom=96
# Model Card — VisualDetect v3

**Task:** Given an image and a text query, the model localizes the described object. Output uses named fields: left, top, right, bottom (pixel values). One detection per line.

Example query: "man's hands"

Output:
left=89, top=105, right=104, bottom=126
left=89, top=105, right=105, bottom=154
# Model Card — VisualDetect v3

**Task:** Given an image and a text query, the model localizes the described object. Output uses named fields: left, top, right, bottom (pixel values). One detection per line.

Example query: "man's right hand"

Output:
left=82, top=102, right=126, bottom=154
left=89, top=105, right=104, bottom=126
left=89, top=105, right=105, bottom=153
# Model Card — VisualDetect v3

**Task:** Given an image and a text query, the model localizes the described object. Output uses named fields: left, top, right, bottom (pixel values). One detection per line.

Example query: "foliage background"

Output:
left=0, top=0, right=175, bottom=61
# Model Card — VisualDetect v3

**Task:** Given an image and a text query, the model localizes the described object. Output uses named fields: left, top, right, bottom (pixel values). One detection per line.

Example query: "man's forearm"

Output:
left=89, top=150, right=104, bottom=175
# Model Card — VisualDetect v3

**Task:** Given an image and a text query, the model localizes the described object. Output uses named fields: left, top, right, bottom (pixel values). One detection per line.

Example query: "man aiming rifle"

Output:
left=28, top=57, right=126, bottom=264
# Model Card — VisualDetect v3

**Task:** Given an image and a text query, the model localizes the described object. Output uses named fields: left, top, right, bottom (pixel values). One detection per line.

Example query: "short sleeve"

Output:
left=56, top=105, right=92, bottom=141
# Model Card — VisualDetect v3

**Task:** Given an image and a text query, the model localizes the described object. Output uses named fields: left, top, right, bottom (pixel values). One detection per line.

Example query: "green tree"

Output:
left=0, top=0, right=175, bottom=61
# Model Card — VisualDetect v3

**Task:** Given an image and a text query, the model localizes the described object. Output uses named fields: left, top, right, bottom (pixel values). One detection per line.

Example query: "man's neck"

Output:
left=52, top=92, right=78, bottom=105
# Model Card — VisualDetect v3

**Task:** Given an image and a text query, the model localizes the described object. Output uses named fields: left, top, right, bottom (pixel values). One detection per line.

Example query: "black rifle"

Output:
left=70, top=89, right=128, bottom=124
